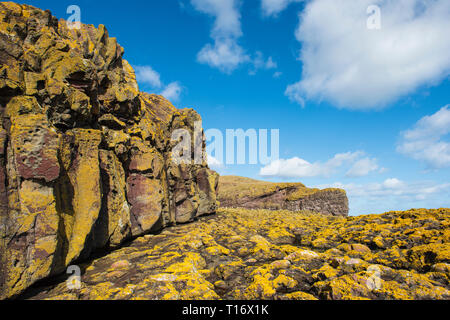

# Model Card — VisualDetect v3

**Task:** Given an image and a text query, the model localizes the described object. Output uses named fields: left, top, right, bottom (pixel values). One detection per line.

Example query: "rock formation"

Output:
left=0, top=2, right=218, bottom=299
left=20, top=208, right=450, bottom=300
left=218, top=176, right=349, bottom=216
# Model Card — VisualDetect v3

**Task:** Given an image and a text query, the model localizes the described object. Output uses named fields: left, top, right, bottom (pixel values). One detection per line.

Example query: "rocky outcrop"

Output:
left=19, top=208, right=450, bottom=300
left=218, top=176, right=349, bottom=216
left=0, top=2, right=218, bottom=299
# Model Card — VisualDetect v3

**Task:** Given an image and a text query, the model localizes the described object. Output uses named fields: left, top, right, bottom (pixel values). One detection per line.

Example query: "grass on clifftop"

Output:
left=218, top=175, right=345, bottom=202
left=23, top=207, right=450, bottom=300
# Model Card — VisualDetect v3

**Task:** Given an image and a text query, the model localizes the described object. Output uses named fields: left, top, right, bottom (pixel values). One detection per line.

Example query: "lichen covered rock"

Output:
left=20, top=208, right=450, bottom=300
left=0, top=2, right=218, bottom=299
left=218, top=176, right=349, bottom=216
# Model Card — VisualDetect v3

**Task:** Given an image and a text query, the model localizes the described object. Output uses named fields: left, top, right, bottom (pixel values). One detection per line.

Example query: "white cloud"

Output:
left=160, top=82, right=183, bottom=102
left=191, top=0, right=279, bottom=74
left=134, top=66, right=162, bottom=88
left=273, top=71, right=283, bottom=78
left=197, top=39, right=250, bottom=73
left=260, top=157, right=316, bottom=178
left=318, top=179, right=450, bottom=215
left=286, top=0, right=450, bottom=109
left=253, top=53, right=277, bottom=70
left=285, top=82, right=305, bottom=107
left=265, top=56, right=277, bottom=69
left=397, top=105, right=450, bottom=169
left=382, top=178, right=405, bottom=189
left=261, top=0, right=303, bottom=17
left=134, top=65, right=184, bottom=102
left=191, top=0, right=242, bottom=38
left=207, top=154, right=224, bottom=168
left=259, top=151, right=369, bottom=178
left=346, top=157, right=379, bottom=177
left=249, top=52, right=278, bottom=75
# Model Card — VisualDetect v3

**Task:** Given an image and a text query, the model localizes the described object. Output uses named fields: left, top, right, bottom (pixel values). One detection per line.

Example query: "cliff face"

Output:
left=218, top=176, right=349, bottom=217
left=0, top=2, right=218, bottom=299
left=20, top=208, right=450, bottom=300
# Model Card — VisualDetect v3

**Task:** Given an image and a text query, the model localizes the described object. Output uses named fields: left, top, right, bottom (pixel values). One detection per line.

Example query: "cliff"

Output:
left=218, top=176, right=349, bottom=216
left=0, top=2, right=218, bottom=299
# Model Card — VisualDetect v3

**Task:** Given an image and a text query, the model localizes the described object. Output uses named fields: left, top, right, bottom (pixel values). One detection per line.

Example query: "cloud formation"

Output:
left=261, top=0, right=303, bottom=17
left=191, top=0, right=248, bottom=73
left=346, top=157, right=380, bottom=178
left=134, top=66, right=162, bottom=88
left=160, top=82, right=183, bottom=102
left=249, top=51, right=278, bottom=75
left=134, top=65, right=184, bottom=102
left=397, top=105, right=450, bottom=169
left=285, top=0, right=450, bottom=109
left=207, top=154, right=224, bottom=168
left=191, top=0, right=278, bottom=74
left=319, top=179, right=450, bottom=215
left=273, top=71, right=283, bottom=78
left=259, top=151, right=382, bottom=178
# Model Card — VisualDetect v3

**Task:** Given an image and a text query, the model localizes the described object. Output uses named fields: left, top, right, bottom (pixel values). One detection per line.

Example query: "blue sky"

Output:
left=23, top=0, right=450, bottom=215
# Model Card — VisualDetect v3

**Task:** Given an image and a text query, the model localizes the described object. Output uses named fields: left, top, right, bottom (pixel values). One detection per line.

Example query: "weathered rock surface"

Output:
left=20, top=208, right=450, bottom=300
left=0, top=2, right=218, bottom=299
left=218, top=176, right=349, bottom=216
